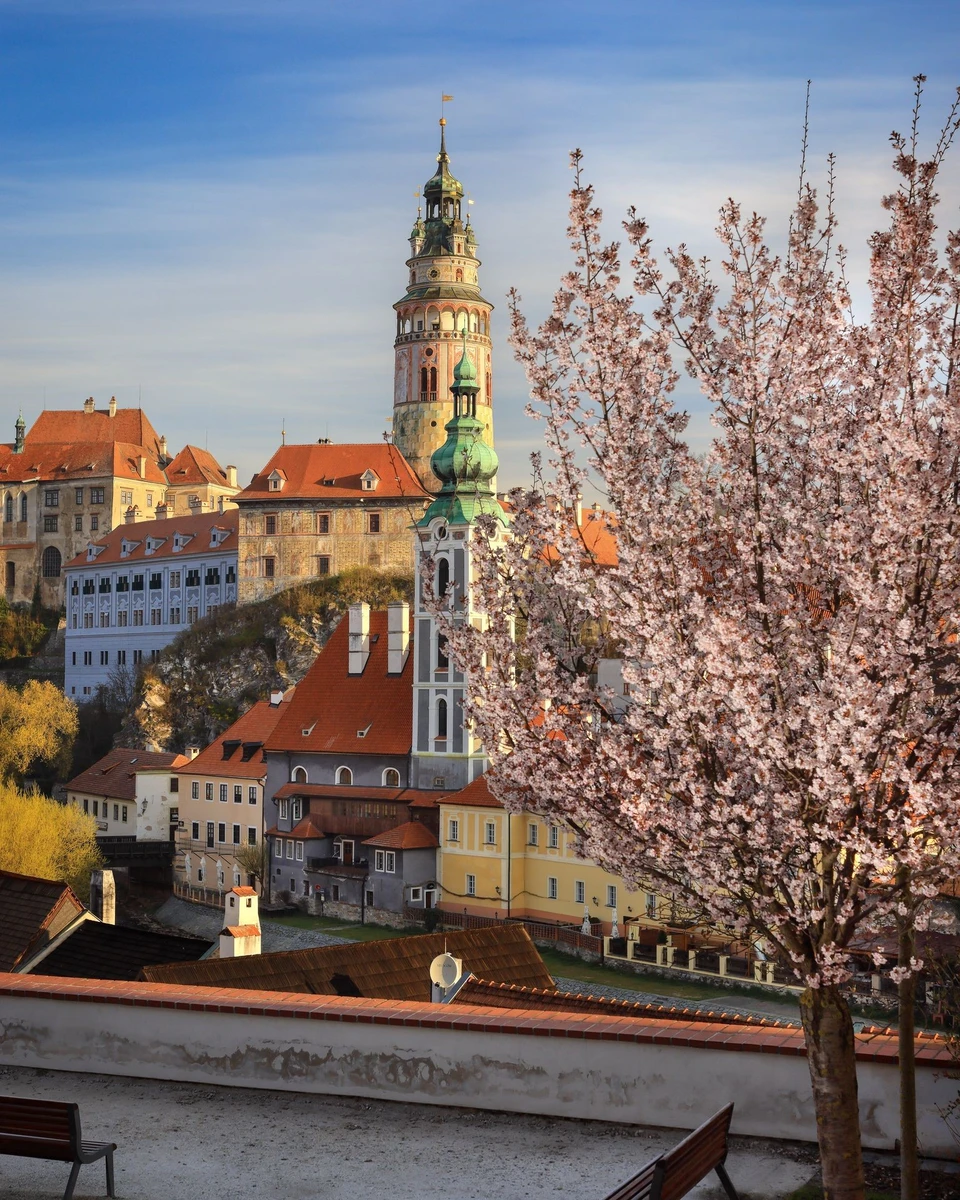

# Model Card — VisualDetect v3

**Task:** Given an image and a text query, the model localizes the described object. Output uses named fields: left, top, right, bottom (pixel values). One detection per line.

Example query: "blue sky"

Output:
left=0, top=1, right=956, bottom=486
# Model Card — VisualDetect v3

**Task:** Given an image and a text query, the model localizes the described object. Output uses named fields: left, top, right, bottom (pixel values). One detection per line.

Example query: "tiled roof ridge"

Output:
left=174, top=697, right=291, bottom=776
left=0, top=973, right=948, bottom=1066
left=64, top=508, right=238, bottom=570
left=66, top=746, right=186, bottom=798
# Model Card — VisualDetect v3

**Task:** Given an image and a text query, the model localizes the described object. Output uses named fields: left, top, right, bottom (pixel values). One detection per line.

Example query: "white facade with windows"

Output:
left=63, top=510, right=238, bottom=698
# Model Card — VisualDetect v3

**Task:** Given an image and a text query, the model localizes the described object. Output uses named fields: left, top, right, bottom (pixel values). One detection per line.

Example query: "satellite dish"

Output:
left=429, top=952, right=462, bottom=989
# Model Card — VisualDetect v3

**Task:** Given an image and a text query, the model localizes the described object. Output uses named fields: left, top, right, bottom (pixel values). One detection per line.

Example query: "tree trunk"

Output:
left=898, top=903, right=919, bottom=1200
left=799, top=984, right=865, bottom=1200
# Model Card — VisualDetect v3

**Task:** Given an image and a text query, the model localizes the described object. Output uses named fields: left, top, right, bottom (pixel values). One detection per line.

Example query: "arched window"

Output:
left=485, top=372, right=492, bottom=403
left=436, top=557, right=449, bottom=596
left=19, top=493, right=26, bottom=523
left=429, top=366, right=437, bottom=399
left=436, top=698, right=448, bottom=740
left=42, top=546, right=61, bottom=578
left=4, top=494, right=11, bottom=523
left=437, top=633, right=449, bottom=671
left=420, top=366, right=428, bottom=400
left=336, top=766, right=353, bottom=786
left=292, top=766, right=307, bottom=783
left=455, top=268, right=463, bottom=283
left=383, top=768, right=400, bottom=788
left=5, top=562, right=15, bottom=590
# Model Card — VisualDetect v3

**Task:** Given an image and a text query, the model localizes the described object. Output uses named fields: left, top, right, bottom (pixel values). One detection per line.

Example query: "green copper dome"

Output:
left=453, top=343, right=477, bottom=383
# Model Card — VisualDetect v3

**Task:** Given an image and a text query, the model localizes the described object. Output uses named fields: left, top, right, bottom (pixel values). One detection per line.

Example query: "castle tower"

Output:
left=393, top=120, right=495, bottom=492
left=411, top=337, right=508, bottom=792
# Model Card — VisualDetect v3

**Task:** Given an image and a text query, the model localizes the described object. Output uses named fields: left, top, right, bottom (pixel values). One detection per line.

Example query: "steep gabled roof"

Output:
left=176, top=697, right=292, bottom=780
left=141, top=924, right=554, bottom=1000
left=237, top=443, right=427, bottom=502
left=266, top=611, right=413, bottom=756
left=438, top=772, right=503, bottom=809
left=26, top=406, right=164, bottom=458
left=363, top=821, right=439, bottom=850
left=0, top=869, right=86, bottom=972
left=64, top=509, right=238, bottom=570
left=66, top=747, right=188, bottom=802
left=30, top=922, right=213, bottom=981
left=164, top=445, right=235, bottom=489
left=0, top=440, right=167, bottom=486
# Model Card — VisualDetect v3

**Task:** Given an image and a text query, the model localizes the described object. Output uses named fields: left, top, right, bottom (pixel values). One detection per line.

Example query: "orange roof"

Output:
left=0, top=440, right=166, bottom=486
left=363, top=821, right=439, bottom=850
left=272, top=782, right=441, bottom=807
left=222, top=926, right=261, bottom=938
left=287, top=815, right=327, bottom=839
left=67, top=747, right=188, bottom=802
left=438, top=772, right=503, bottom=809
left=543, top=506, right=618, bottom=568
left=232, top=886, right=258, bottom=897
left=266, top=611, right=413, bottom=756
left=238, top=443, right=427, bottom=502
left=64, top=509, right=238, bottom=570
left=165, top=445, right=235, bottom=488
left=176, top=697, right=292, bottom=780
left=26, top=405, right=163, bottom=458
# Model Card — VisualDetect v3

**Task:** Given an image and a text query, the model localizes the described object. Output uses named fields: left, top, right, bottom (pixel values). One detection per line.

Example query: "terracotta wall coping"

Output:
left=0, top=972, right=949, bottom=1067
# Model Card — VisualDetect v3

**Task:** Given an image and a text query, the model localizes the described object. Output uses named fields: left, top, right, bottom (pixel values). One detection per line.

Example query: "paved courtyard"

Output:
left=0, top=1065, right=820, bottom=1199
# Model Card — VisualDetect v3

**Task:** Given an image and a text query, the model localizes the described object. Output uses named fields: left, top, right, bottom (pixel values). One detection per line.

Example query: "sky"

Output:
left=0, top=1, right=956, bottom=488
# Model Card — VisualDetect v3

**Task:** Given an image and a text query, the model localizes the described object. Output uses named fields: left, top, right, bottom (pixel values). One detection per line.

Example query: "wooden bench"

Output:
left=602, top=1103, right=740, bottom=1200
left=0, top=1095, right=117, bottom=1200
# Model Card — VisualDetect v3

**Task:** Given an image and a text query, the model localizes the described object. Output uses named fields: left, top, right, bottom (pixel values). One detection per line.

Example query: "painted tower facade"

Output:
left=393, top=121, right=495, bottom=492
left=411, top=339, right=508, bottom=792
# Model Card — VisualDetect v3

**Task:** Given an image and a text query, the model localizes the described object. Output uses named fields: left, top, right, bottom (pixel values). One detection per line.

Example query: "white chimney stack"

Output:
left=185, top=745, right=200, bottom=760
left=387, top=602, right=410, bottom=674
left=109, top=395, right=117, bottom=418
left=269, top=689, right=284, bottom=707
left=348, top=603, right=370, bottom=675
left=226, top=465, right=238, bottom=488
left=137, top=455, right=147, bottom=479
left=90, top=869, right=116, bottom=925
left=83, top=396, right=95, bottom=414
left=219, top=887, right=261, bottom=958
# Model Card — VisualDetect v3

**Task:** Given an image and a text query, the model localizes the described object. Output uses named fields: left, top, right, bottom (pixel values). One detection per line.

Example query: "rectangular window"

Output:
left=384, top=850, right=395, bottom=873
left=247, top=827, right=257, bottom=845
left=100, top=650, right=109, bottom=665
left=44, top=490, right=59, bottom=507
left=279, top=798, right=288, bottom=820
left=150, top=648, right=159, bottom=662
left=265, top=515, right=277, bottom=535
left=575, top=880, right=586, bottom=905
left=133, top=610, right=144, bottom=627
left=205, top=783, right=214, bottom=801
left=191, top=781, right=200, bottom=800
left=74, top=515, right=83, bottom=532
left=226, top=565, right=236, bottom=583
left=117, top=610, right=128, bottom=628
left=83, top=651, right=92, bottom=665
left=187, top=606, right=199, bottom=624
left=375, top=850, right=385, bottom=872
left=99, top=612, right=109, bottom=628
left=90, top=514, right=99, bottom=532
left=368, top=512, right=381, bottom=534
left=133, top=649, right=143, bottom=664
left=528, top=822, right=539, bottom=846
left=92, top=800, right=98, bottom=817
left=43, top=515, right=58, bottom=532
left=83, top=613, right=94, bottom=629
left=170, top=777, right=179, bottom=792
left=295, top=841, right=304, bottom=861
left=248, top=786, right=257, bottom=804
left=191, top=821, right=200, bottom=840
left=317, top=512, right=330, bottom=534
left=466, top=873, right=476, bottom=897
left=448, top=818, right=460, bottom=842
left=185, top=569, right=200, bottom=587
left=219, top=783, right=228, bottom=803
left=205, top=567, right=220, bottom=585
left=217, top=822, right=226, bottom=844
left=169, top=606, right=181, bottom=624
left=264, top=557, right=275, bottom=579
left=318, top=555, right=330, bottom=575
left=234, top=785, right=242, bottom=803
left=120, top=489, right=133, bottom=506
left=545, top=876, right=558, bottom=900
left=132, top=574, right=144, bottom=591
left=75, top=487, right=84, bottom=505
left=169, top=570, right=181, bottom=588
left=645, top=892, right=657, bottom=918
left=232, top=824, right=241, bottom=844
left=285, top=839, right=294, bottom=859
left=113, top=803, right=119, bottom=821
left=331, top=884, right=340, bottom=902
left=146, top=492, right=154, bottom=507
left=149, top=573, right=162, bottom=590
left=548, top=825, right=560, bottom=849
left=91, top=488, right=105, bottom=505
left=606, top=885, right=618, bottom=908
left=99, top=577, right=111, bottom=593
left=116, top=576, right=128, bottom=592
left=71, top=651, right=76, bottom=664
left=484, top=820, right=496, bottom=845
left=83, top=797, right=89, bottom=813
left=121, top=805, right=128, bottom=824
left=409, top=886, right=423, bottom=903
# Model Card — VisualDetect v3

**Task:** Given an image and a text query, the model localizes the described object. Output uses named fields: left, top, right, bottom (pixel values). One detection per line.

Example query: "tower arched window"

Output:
left=382, top=768, right=400, bottom=788
left=336, top=766, right=353, bottom=786
left=455, top=268, right=463, bottom=283
left=42, top=547, right=61, bottom=578
left=486, top=372, right=492, bottom=402
left=292, top=766, right=307, bottom=784
left=437, top=633, right=449, bottom=671
left=436, top=698, right=448, bottom=741
left=5, top=562, right=14, bottom=590
left=429, top=366, right=437, bottom=401
left=19, top=494, right=26, bottom=523
left=4, top=494, right=11, bottom=523
left=420, top=366, right=428, bottom=402
left=436, top=557, right=450, bottom=596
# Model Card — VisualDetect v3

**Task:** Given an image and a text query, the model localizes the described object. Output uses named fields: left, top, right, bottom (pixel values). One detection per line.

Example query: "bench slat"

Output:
left=602, top=1158, right=660, bottom=1200
left=602, top=1105, right=737, bottom=1200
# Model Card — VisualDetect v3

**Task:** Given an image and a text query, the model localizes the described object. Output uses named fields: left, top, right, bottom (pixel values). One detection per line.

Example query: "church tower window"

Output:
left=436, top=698, right=448, bottom=741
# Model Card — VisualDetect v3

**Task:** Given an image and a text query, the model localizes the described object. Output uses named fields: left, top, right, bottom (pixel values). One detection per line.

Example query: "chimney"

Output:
left=185, top=745, right=200, bottom=760
left=387, top=602, right=410, bottom=674
left=155, top=501, right=170, bottom=519
left=348, top=603, right=370, bottom=675
left=109, top=395, right=117, bottom=418
left=226, top=465, right=238, bottom=488
left=159, top=434, right=168, bottom=459
left=220, top=887, right=261, bottom=958
left=83, top=396, right=95, bottom=415
left=137, top=455, right=147, bottom=479
left=90, top=869, right=116, bottom=925
left=270, top=689, right=284, bottom=707
left=124, top=506, right=139, bottom=524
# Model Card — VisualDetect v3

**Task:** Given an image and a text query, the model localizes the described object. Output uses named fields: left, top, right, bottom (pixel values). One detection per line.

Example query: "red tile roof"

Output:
left=0, top=870, right=86, bottom=972
left=287, top=815, right=327, bottom=839
left=176, top=697, right=292, bottom=780
left=26, top=406, right=163, bottom=457
left=438, top=772, right=503, bottom=809
left=363, top=821, right=439, bottom=850
left=66, top=747, right=188, bottom=802
left=64, top=509, right=238, bottom=570
left=237, top=443, right=427, bottom=501
left=272, top=782, right=441, bottom=807
left=266, top=610, right=413, bottom=756
left=165, top=445, right=235, bottom=488
left=0, top=440, right=167, bottom=485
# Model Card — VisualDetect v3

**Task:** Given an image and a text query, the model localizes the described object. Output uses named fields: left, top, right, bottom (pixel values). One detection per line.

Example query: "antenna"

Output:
left=429, top=952, right=462, bottom=990
left=281, top=420, right=286, bottom=446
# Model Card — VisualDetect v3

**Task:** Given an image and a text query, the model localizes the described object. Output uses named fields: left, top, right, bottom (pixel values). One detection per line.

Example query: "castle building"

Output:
left=0, top=398, right=238, bottom=609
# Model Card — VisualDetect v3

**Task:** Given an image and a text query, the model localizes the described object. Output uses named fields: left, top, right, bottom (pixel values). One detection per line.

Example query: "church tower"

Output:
left=411, top=337, right=508, bottom=792
left=392, top=120, right=495, bottom=492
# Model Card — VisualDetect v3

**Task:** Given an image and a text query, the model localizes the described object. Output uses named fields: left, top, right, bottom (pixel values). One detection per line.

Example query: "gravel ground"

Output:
left=151, top=896, right=351, bottom=951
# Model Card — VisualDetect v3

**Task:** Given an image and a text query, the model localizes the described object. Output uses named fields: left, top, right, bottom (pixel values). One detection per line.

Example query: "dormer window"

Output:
left=173, top=532, right=194, bottom=553
left=267, top=469, right=286, bottom=492
left=360, top=469, right=380, bottom=492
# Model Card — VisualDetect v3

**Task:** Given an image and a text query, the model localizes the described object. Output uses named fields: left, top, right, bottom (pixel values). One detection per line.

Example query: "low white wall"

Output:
left=0, top=983, right=954, bottom=1157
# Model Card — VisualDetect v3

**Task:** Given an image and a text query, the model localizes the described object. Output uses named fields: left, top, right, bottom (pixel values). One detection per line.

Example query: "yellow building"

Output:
left=437, top=775, right=664, bottom=936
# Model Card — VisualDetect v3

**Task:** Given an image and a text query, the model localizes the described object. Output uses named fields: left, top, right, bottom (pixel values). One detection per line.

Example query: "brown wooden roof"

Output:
left=140, top=924, right=554, bottom=1000
left=66, top=746, right=188, bottom=802
left=0, top=869, right=85, bottom=972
